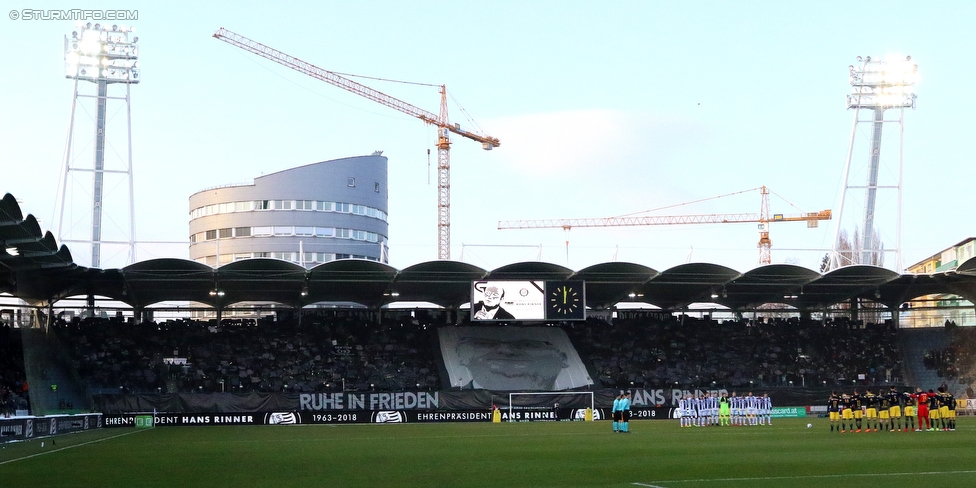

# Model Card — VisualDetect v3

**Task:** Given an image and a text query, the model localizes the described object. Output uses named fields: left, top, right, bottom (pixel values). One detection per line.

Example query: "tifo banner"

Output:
left=438, top=326, right=594, bottom=390
left=0, top=413, right=102, bottom=442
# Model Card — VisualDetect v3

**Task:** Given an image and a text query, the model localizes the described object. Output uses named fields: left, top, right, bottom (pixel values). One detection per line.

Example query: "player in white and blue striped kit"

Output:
left=759, top=393, right=772, bottom=425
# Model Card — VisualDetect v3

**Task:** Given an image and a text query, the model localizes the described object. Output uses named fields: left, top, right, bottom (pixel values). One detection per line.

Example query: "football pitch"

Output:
left=1, top=418, right=974, bottom=487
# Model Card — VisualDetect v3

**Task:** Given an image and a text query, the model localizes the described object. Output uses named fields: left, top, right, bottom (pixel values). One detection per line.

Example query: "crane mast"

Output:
left=213, top=28, right=500, bottom=260
left=498, top=186, right=831, bottom=265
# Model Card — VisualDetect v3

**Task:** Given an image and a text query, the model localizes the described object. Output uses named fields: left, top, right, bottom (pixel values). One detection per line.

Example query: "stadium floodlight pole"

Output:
left=57, top=22, right=141, bottom=268
left=830, top=55, right=916, bottom=271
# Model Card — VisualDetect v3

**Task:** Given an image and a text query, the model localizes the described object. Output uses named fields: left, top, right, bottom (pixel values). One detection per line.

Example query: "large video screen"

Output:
left=471, top=280, right=586, bottom=321
left=470, top=281, right=545, bottom=321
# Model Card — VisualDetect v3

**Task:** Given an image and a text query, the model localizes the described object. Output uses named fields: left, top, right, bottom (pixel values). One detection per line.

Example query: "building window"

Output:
left=252, top=226, right=272, bottom=236
left=315, top=227, right=334, bottom=237
left=295, top=226, right=315, bottom=236
left=347, top=177, right=356, bottom=187
left=191, top=201, right=386, bottom=221
left=218, top=228, right=233, bottom=238
left=273, top=226, right=294, bottom=236
left=234, top=227, right=251, bottom=237
left=375, top=182, right=380, bottom=193
left=205, top=230, right=217, bottom=240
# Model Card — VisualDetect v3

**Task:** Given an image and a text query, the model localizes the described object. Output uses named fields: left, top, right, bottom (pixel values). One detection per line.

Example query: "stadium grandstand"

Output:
left=3, top=190, right=976, bottom=422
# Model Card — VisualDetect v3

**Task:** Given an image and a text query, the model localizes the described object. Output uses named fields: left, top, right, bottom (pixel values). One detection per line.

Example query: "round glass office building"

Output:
left=188, top=154, right=389, bottom=267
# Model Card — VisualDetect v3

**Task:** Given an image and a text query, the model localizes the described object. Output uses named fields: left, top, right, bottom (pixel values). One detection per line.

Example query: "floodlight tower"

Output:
left=57, top=22, right=140, bottom=268
left=831, top=55, right=917, bottom=272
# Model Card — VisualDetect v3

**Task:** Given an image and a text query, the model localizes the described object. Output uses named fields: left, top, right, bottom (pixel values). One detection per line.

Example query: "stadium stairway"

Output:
left=898, top=327, right=950, bottom=393
left=20, top=328, right=90, bottom=415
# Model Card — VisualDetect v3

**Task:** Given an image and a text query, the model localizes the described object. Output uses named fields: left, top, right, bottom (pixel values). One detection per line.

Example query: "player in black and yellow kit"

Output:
left=827, top=392, right=841, bottom=432
left=850, top=390, right=864, bottom=432
left=903, top=390, right=916, bottom=432
left=877, top=388, right=890, bottom=432
left=943, top=389, right=956, bottom=431
left=926, top=389, right=940, bottom=431
left=863, top=390, right=878, bottom=432
left=886, top=387, right=902, bottom=432
left=840, top=394, right=853, bottom=433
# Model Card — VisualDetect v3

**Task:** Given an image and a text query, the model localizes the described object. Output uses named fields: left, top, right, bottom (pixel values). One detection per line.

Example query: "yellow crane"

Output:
left=497, top=186, right=831, bottom=265
left=213, top=28, right=500, bottom=260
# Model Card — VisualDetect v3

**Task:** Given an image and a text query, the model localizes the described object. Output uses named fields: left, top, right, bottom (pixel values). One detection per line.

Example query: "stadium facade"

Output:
left=188, top=154, right=389, bottom=267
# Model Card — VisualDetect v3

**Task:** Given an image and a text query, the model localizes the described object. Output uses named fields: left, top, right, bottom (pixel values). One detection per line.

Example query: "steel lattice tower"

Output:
left=56, top=22, right=140, bottom=268
left=831, top=55, right=917, bottom=272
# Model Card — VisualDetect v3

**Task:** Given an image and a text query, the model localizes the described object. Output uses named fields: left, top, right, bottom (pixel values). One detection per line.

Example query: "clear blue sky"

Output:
left=2, top=1, right=972, bottom=273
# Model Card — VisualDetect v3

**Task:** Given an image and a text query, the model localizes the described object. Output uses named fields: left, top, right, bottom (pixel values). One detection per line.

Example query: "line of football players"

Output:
left=826, top=386, right=957, bottom=433
left=678, top=392, right=772, bottom=427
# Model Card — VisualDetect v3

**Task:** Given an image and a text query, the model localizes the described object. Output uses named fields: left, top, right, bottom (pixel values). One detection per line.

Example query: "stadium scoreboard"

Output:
left=471, top=280, right=585, bottom=321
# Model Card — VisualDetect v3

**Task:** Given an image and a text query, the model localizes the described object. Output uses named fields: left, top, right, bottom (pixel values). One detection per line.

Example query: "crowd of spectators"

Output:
left=1, top=322, right=30, bottom=416
left=53, top=311, right=442, bottom=395
left=924, top=321, right=976, bottom=391
left=7, top=310, right=913, bottom=398
left=566, top=314, right=902, bottom=390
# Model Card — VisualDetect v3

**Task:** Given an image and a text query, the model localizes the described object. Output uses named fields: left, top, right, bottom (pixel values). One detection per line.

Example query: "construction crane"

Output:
left=497, top=186, right=831, bottom=265
left=213, top=28, right=500, bottom=260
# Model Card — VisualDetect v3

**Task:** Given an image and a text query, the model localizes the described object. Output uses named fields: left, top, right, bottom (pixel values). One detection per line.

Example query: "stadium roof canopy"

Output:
left=3, top=192, right=976, bottom=312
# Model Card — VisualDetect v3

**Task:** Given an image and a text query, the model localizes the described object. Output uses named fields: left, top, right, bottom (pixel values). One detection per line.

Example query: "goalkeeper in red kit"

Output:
left=913, top=388, right=930, bottom=431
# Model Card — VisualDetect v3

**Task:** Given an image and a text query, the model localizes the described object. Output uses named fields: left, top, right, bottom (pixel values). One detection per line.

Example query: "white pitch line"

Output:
left=632, top=483, right=669, bottom=488
left=635, top=469, right=976, bottom=485
left=0, top=429, right=147, bottom=466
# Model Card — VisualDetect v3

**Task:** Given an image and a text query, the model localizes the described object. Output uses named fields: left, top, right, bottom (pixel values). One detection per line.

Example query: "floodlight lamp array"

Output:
left=64, top=22, right=140, bottom=84
left=847, top=55, right=917, bottom=110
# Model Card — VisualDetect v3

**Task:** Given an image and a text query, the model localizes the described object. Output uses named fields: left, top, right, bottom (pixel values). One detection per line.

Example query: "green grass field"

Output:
left=1, top=418, right=974, bottom=487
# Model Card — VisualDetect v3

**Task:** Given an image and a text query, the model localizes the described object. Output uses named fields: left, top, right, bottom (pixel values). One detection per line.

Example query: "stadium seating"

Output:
left=51, top=312, right=441, bottom=395
left=566, top=315, right=904, bottom=390
left=0, top=323, right=30, bottom=415
left=20, top=311, right=911, bottom=397
left=918, top=324, right=976, bottom=396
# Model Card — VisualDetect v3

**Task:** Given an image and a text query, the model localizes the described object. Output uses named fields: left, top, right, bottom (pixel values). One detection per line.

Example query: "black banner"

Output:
left=103, top=410, right=492, bottom=427
left=94, top=390, right=616, bottom=414
left=0, top=414, right=103, bottom=442
left=101, top=407, right=676, bottom=427
left=93, top=386, right=845, bottom=415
